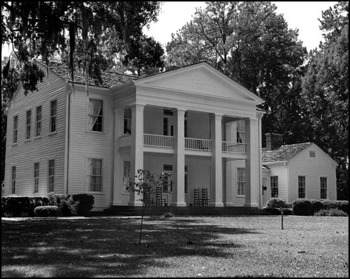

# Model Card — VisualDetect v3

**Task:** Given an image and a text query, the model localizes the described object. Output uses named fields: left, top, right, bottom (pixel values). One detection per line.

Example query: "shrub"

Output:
left=314, top=208, right=348, bottom=217
left=34, top=206, right=58, bottom=217
left=1, top=196, right=50, bottom=217
left=292, top=199, right=313, bottom=216
left=72, top=194, right=94, bottom=216
left=58, top=197, right=77, bottom=217
left=310, top=199, right=323, bottom=214
left=322, top=200, right=348, bottom=214
left=266, top=198, right=288, bottom=209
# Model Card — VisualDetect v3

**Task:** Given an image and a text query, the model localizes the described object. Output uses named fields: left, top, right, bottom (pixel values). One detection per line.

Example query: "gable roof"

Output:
left=262, top=142, right=312, bottom=163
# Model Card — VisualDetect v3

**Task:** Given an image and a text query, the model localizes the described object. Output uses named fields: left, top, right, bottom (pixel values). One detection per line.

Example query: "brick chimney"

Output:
left=265, top=133, right=283, bottom=151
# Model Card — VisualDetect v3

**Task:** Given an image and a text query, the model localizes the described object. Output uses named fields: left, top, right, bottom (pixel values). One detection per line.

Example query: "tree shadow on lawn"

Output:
left=2, top=217, right=260, bottom=277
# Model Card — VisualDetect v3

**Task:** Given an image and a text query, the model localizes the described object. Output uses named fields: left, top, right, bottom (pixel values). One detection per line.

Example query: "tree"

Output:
left=301, top=1, right=349, bottom=200
left=1, top=1, right=163, bottom=92
left=165, top=1, right=307, bottom=146
left=127, top=169, right=170, bottom=245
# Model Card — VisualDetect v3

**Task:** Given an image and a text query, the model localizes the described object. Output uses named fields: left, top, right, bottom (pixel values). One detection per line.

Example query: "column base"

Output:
left=170, top=201, right=187, bottom=207
left=209, top=201, right=224, bottom=207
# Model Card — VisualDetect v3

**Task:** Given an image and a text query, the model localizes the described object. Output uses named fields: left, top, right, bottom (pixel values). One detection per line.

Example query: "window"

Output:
left=163, top=164, right=173, bottom=192
left=163, top=109, right=173, bottom=116
left=237, top=120, right=246, bottom=143
left=237, top=168, right=245, bottom=195
left=48, top=160, right=55, bottom=192
left=123, top=161, right=131, bottom=192
left=270, top=176, right=278, bottom=198
left=298, top=176, right=306, bottom=198
left=163, top=109, right=174, bottom=136
left=88, top=99, right=103, bottom=132
left=320, top=177, right=327, bottom=199
left=36, top=106, right=42, bottom=137
left=11, top=166, right=16, bottom=194
left=88, top=159, right=103, bottom=192
left=309, top=151, right=316, bottom=157
left=26, top=110, right=32, bottom=139
left=34, top=163, right=39, bottom=193
left=13, top=115, right=18, bottom=143
left=50, top=100, right=57, bottom=133
left=163, top=117, right=169, bottom=136
left=124, top=108, right=131, bottom=134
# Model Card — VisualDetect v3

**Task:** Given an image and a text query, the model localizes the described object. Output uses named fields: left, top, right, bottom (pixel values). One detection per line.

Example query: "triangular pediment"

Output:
left=135, top=62, right=263, bottom=104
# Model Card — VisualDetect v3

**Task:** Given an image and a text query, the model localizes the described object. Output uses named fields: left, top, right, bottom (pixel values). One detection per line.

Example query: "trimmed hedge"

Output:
left=2, top=193, right=94, bottom=217
left=292, top=199, right=349, bottom=216
left=314, top=208, right=348, bottom=217
left=34, top=206, right=58, bottom=217
left=266, top=198, right=288, bottom=209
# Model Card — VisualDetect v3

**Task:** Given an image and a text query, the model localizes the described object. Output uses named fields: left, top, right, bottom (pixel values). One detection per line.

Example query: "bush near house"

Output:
left=34, top=206, right=59, bottom=217
left=1, top=193, right=94, bottom=217
left=262, top=198, right=293, bottom=215
left=314, top=208, right=348, bottom=216
left=292, top=199, right=349, bottom=216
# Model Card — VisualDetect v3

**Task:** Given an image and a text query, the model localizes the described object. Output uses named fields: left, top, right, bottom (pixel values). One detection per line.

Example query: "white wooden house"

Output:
left=261, top=133, right=338, bottom=206
left=4, top=60, right=266, bottom=211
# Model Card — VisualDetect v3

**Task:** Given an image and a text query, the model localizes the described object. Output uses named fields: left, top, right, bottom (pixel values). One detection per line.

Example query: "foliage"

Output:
left=34, top=205, right=58, bottom=217
left=266, top=198, right=288, bottom=209
left=1, top=196, right=50, bottom=217
left=314, top=208, right=348, bottom=216
left=72, top=193, right=94, bottom=216
left=49, top=193, right=78, bottom=216
left=292, top=198, right=349, bottom=215
left=300, top=1, right=349, bottom=200
left=1, top=1, right=163, bottom=95
left=165, top=2, right=307, bottom=146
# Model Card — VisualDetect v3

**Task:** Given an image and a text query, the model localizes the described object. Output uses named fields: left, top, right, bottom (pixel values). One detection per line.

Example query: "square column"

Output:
left=210, top=113, right=224, bottom=207
left=128, top=104, right=144, bottom=206
left=171, top=108, right=186, bottom=206
left=112, top=107, right=124, bottom=205
left=244, top=118, right=259, bottom=208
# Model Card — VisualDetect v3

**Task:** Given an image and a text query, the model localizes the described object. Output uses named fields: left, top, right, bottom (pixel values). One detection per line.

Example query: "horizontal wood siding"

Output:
left=288, top=144, right=337, bottom=202
left=4, top=69, right=67, bottom=196
left=68, top=87, right=114, bottom=210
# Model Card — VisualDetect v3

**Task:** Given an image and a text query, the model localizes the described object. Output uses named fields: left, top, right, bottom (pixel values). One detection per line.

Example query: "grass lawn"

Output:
left=1, top=215, right=348, bottom=277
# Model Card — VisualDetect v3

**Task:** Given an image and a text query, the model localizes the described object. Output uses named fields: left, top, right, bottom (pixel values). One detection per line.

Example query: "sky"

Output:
left=143, top=1, right=337, bottom=52
left=1, top=1, right=337, bottom=58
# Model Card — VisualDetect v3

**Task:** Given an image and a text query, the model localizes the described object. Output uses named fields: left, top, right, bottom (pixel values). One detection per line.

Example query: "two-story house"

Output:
left=4, top=60, right=265, bottom=211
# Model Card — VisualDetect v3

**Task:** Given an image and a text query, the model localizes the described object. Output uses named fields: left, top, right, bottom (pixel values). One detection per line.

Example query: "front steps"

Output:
left=100, top=205, right=262, bottom=217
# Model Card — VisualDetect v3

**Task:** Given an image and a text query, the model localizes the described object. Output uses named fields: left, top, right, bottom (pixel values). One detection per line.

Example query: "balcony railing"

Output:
left=185, top=138, right=212, bottom=151
left=222, top=141, right=246, bottom=154
left=144, top=133, right=174, bottom=148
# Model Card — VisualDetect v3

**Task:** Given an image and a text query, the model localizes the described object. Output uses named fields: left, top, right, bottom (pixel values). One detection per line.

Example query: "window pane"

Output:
left=88, top=99, right=103, bottom=132
left=89, top=159, right=102, bottom=192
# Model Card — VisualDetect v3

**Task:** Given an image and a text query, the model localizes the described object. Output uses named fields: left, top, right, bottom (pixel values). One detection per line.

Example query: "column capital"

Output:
left=131, top=103, right=145, bottom=111
left=209, top=112, right=224, bottom=119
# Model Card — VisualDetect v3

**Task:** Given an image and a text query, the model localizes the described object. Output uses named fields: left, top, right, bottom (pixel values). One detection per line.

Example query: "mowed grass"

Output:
left=1, top=215, right=348, bottom=278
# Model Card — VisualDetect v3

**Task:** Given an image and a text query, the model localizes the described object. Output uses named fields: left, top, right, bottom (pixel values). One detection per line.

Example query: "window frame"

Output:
left=123, top=108, right=132, bottom=135
left=298, top=176, right=306, bottom=198
left=48, top=159, right=55, bottom=193
left=162, top=164, right=173, bottom=192
left=50, top=100, right=57, bottom=133
left=35, top=105, right=42, bottom=137
left=26, top=109, right=32, bottom=140
left=13, top=115, right=18, bottom=144
left=123, top=161, right=131, bottom=193
left=237, top=167, right=245, bottom=196
left=320, top=177, right=327, bottom=199
left=88, top=98, right=104, bottom=133
left=87, top=158, right=103, bottom=193
left=270, top=176, right=279, bottom=198
left=34, top=162, right=40, bottom=193
left=236, top=120, right=246, bottom=144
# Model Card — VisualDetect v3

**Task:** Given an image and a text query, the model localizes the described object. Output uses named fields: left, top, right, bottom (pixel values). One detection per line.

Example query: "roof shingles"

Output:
left=262, top=142, right=312, bottom=163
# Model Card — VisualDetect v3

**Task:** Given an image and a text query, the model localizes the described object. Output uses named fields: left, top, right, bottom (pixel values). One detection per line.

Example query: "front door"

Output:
left=163, top=164, right=173, bottom=205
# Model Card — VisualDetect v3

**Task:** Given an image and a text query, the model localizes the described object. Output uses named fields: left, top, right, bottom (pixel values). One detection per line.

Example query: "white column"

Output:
left=113, top=107, right=124, bottom=205
left=128, top=104, right=144, bottom=206
left=171, top=108, right=186, bottom=206
left=210, top=113, right=224, bottom=207
left=244, top=118, right=259, bottom=208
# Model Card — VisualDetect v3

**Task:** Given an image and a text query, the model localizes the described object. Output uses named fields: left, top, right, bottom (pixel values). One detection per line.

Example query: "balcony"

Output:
left=120, top=134, right=246, bottom=155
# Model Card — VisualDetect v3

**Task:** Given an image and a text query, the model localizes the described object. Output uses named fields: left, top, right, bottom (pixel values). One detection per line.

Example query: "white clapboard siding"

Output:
left=4, top=65, right=67, bottom=196
left=67, top=86, right=114, bottom=210
left=288, top=144, right=337, bottom=202
left=268, top=163, right=288, bottom=201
